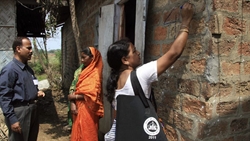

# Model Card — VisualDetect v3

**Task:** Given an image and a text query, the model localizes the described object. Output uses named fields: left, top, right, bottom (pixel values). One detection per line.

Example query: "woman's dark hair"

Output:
left=105, top=38, right=131, bottom=104
left=81, top=47, right=93, bottom=57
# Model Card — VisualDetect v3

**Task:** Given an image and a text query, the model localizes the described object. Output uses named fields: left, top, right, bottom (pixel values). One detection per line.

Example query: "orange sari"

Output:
left=70, top=47, right=104, bottom=141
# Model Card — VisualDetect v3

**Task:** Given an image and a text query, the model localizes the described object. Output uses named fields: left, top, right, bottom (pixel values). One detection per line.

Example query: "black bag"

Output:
left=115, top=71, right=168, bottom=141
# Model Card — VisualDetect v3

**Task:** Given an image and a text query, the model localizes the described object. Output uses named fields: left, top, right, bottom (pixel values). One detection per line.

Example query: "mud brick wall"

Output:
left=145, top=0, right=250, bottom=140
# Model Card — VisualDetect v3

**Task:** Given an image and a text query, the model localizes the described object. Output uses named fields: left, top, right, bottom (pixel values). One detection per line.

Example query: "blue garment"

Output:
left=0, top=58, right=38, bottom=125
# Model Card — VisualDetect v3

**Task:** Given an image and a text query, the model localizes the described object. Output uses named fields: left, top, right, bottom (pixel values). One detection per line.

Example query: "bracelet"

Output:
left=179, top=28, right=189, bottom=34
left=181, top=24, right=189, bottom=29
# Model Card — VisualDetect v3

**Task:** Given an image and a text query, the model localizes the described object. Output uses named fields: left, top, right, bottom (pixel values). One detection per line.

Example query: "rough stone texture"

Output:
left=147, top=12, right=161, bottom=26
left=200, top=82, right=213, bottom=100
left=180, top=134, right=193, bottom=141
left=223, top=17, right=246, bottom=35
left=161, top=107, right=175, bottom=125
left=154, top=26, right=167, bottom=40
left=188, top=18, right=205, bottom=35
left=244, top=62, right=250, bottom=74
left=173, top=112, right=194, bottom=133
left=190, top=59, right=206, bottom=74
left=145, top=44, right=161, bottom=57
left=209, top=13, right=223, bottom=34
left=165, top=124, right=178, bottom=141
left=235, top=134, right=250, bottom=141
left=162, top=43, right=171, bottom=53
left=221, top=61, right=240, bottom=76
left=151, top=0, right=169, bottom=9
left=205, top=56, right=219, bottom=83
left=212, top=39, right=236, bottom=56
left=213, top=0, right=239, bottom=12
left=168, top=59, right=189, bottom=75
left=216, top=101, right=238, bottom=116
left=238, top=42, right=250, bottom=56
left=242, top=99, right=250, bottom=112
left=214, top=137, right=234, bottom=141
left=198, top=120, right=229, bottom=139
left=182, top=96, right=212, bottom=119
left=243, top=1, right=250, bottom=13
left=206, top=83, right=233, bottom=99
left=236, top=81, right=250, bottom=96
left=178, top=79, right=200, bottom=97
left=183, top=40, right=203, bottom=57
left=164, top=94, right=181, bottom=110
left=163, top=7, right=180, bottom=25
left=230, top=118, right=248, bottom=132
left=215, top=84, right=233, bottom=98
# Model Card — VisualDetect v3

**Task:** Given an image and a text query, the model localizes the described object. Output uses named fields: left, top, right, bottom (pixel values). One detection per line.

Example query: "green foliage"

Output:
left=36, top=73, right=47, bottom=81
left=55, top=50, right=61, bottom=63
left=29, top=62, right=44, bottom=75
left=49, top=50, right=61, bottom=72
left=33, top=51, right=62, bottom=88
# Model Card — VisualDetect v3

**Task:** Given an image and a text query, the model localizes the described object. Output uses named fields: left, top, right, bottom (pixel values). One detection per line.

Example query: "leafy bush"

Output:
left=29, top=62, right=44, bottom=75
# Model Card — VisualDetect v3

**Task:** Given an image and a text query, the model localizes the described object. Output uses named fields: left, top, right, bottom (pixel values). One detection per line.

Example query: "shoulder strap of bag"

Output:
left=150, top=88, right=158, bottom=112
left=130, top=71, right=149, bottom=108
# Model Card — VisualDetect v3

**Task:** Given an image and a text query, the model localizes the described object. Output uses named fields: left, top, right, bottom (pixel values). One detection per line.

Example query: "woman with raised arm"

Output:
left=104, top=2, right=194, bottom=141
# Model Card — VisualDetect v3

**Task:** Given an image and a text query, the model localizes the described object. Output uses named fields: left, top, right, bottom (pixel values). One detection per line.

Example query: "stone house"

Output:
left=58, top=0, right=250, bottom=140
left=0, top=0, right=249, bottom=140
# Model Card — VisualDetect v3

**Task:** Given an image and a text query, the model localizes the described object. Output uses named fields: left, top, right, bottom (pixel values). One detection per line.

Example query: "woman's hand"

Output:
left=70, top=101, right=78, bottom=115
left=180, top=2, right=194, bottom=26
left=37, top=90, right=45, bottom=97
left=68, top=93, right=76, bottom=101
left=68, top=93, right=85, bottom=101
left=156, top=2, right=194, bottom=76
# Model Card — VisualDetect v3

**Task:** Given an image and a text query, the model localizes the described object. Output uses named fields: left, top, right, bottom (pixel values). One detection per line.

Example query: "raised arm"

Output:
left=157, top=2, right=194, bottom=76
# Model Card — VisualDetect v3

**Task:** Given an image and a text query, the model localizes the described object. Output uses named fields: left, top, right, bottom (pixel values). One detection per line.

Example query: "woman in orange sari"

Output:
left=68, top=47, right=104, bottom=141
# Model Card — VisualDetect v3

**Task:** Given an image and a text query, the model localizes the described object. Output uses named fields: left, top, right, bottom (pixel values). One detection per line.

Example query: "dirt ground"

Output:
left=0, top=88, right=106, bottom=141
left=37, top=88, right=71, bottom=141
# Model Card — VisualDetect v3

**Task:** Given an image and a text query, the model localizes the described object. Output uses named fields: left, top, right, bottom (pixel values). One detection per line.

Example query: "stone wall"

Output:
left=145, top=0, right=250, bottom=140
left=61, top=0, right=250, bottom=140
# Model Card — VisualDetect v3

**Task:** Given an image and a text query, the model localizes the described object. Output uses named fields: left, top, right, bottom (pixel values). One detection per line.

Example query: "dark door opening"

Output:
left=124, top=0, right=136, bottom=44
